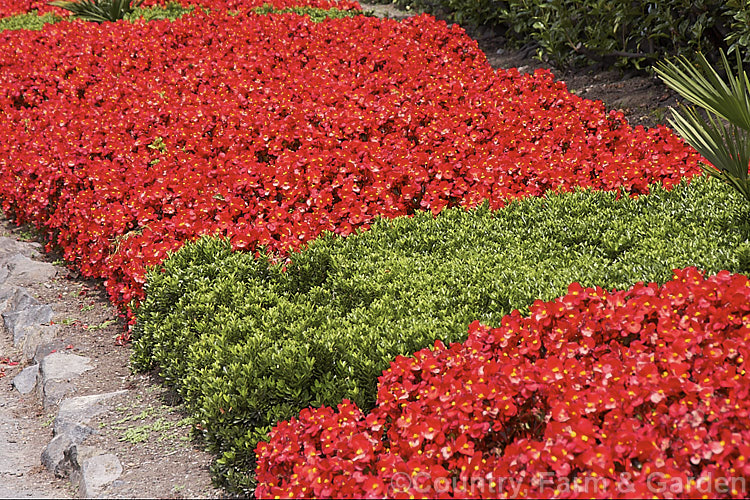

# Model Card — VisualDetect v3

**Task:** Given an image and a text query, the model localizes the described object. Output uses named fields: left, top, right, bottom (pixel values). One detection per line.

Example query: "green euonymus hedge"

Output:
left=0, top=3, right=193, bottom=30
left=124, top=2, right=195, bottom=21
left=0, top=11, right=63, bottom=30
left=369, top=0, right=750, bottom=69
left=0, top=3, right=360, bottom=32
left=131, top=176, right=750, bottom=494
left=249, top=5, right=365, bottom=21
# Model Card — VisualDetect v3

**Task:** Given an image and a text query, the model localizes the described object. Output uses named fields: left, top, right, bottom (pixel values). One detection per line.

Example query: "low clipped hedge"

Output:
left=249, top=4, right=366, bottom=21
left=0, top=10, right=62, bottom=30
left=0, top=2, right=359, bottom=31
left=132, top=176, right=750, bottom=493
left=0, top=4, right=195, bottom=30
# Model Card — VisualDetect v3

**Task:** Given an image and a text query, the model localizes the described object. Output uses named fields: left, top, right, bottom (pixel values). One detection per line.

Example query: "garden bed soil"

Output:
left=0, top=3, right=687, bottom=498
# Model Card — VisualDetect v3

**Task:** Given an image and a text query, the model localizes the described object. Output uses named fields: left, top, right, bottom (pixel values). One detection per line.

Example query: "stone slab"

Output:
left=21, top=325, right=60, bottom=361
left=1, top=254, right=57, bottom=287
left=0, top=237, right=42, bottom=260
left=79, top=453, right=123, bottom=499
left=0, top=285, right=39, bottom=315
left=12, top=364, right=38, bottom=395
left=4, top=304, right=54, bottom=345
left=40, top=352, right=92, bottom=383
left=33, top=340, right=66, bottom=364
left=42, top=380, right=76, bottom=409
left=54, top=391, right=127, bottom=441
left=41, top=433, right=74, bottom=477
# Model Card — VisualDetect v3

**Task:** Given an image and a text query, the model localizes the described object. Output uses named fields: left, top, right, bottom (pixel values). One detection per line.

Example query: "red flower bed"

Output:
left=0, top=0, right=67, bottom=18
left=256, top=267, right=750, bottom=499
left=0, top=11, right=700, bottom=317
left=0, top=0, right=359, bottom=19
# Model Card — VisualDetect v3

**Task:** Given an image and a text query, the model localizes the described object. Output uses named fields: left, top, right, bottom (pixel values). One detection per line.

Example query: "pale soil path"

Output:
left=0, top=218, right=224, bottom=499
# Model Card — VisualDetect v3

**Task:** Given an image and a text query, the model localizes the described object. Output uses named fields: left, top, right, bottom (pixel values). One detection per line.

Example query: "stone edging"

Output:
left=1, top=236, right=126, bottom=499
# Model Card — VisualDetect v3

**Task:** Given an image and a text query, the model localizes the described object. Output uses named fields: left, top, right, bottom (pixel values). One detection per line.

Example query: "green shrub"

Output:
left=132, top=175, right=750, bottom=494
left=0, top=11, right=63, bottom=31
left=124, top=1, right=194, bottom=22
left=250, top=5, right=366, bottom=22
left=0, top=4, right=194, bottom=30
left=0, top=3, right=351, bottom=29
left=372, top=0, right=750, bottom=69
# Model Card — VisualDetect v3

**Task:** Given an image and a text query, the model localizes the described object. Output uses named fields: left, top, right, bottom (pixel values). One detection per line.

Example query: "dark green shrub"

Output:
left=132, top=176, right=750, bottom=494
left=371, top=0, right=750, bottom=69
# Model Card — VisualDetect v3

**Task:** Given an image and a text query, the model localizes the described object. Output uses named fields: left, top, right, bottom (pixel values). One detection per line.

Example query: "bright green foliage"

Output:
left=0, top=11, right=62, bottom=31
left=49, top=0, right=144, bottom=23
left=370, top=0, right=750, bottom=69
left=132, top=176, right=750, bottom=494
left=0, top=4, right=192, bottom=29
left=0, top=3, right=347, bottom=28
left=124, top=1, right=194, bottom=21
left=250, top=5, right=368, bottom=21
left=656, top=50, right=750, bottom=204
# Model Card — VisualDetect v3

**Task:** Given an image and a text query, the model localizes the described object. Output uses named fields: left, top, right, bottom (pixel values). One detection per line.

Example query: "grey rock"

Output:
left=0, top=285, right=39, bottom=314
left=57, top=444, right=124, bottom=498
left=78, top=453, right=123, bottom=499
left=33, top=340, right=66, bottom=363
left=40, top=352, right=92, bottom=383
left=4, top=304, right=54, bottom=345
left=56, top=420, right=96, bottom=446
left=54, top=391, right=127, bottom=440
left=11, top=364, right=38, bottom=395
left=61, top=444, right=102, bottom=480
left=42, top=380, right=76, bottom=409
left=9, top=287, right=40, bottom=312
left=0, top=284, right=14, bottom=308
left=41, top=433, right=75, bottom=477
left=0, top=237, right=42, bottom=260
left=1, top=253, right=57, bottom=286
left=20, top=324, right=60, bottom=361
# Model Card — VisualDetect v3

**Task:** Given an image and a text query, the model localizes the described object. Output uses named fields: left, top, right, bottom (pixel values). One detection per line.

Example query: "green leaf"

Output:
left=655, top=50, right=750, bottom=131
left=49, top=0, right=144, bottom=22
left=655, top=49, right=750, bottom=203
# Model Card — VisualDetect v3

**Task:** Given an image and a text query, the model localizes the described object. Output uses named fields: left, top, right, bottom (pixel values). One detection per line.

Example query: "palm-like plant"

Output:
left=655, top=50, right=750, bottom=204
left=49, top=0, right=144, bottom=22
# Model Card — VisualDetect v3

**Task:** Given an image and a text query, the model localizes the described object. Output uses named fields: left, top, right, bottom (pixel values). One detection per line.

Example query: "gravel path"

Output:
left=1, top=363, right=72, bottom=499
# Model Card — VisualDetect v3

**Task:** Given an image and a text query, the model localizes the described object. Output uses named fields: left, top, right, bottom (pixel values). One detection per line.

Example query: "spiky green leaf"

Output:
left=655, top=49, right=750, bottom=204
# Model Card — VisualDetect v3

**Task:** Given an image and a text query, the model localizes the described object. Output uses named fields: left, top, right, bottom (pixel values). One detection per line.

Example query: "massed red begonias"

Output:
left=0, top=11, right=700, bottom=334
left=256, top=268, right=750, bottom=499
